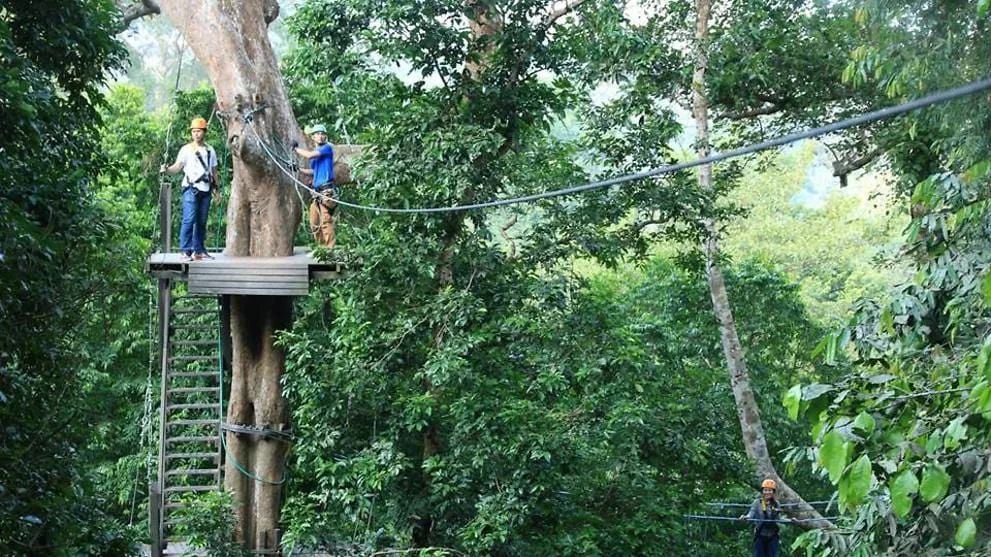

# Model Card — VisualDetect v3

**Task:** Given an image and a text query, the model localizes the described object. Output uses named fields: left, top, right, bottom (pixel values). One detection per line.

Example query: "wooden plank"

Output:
left=189, top=279, right=310, bottom=288
left=190, top=263, right=309, bottom=270
left=190, top=268, right=308, bottom=277
left=190, top=272, right=307, bottom=280
left=191, top=260, right=310, bottom=267
left=190, top=286, right=307, bottom=296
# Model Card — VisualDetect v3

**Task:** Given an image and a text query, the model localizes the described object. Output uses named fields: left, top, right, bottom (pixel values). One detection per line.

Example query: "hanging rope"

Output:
left=206, top=103, right=227, bottom=252
left=130, top=41, right=188, bottom=525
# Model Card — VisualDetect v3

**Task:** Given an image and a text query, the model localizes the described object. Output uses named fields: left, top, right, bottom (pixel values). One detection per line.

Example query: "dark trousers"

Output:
left=754, top=536, right=779, bottom=557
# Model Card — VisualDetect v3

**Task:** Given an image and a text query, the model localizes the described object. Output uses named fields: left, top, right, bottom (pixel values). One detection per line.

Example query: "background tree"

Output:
left=0, top=1, right=137, bottom=553
left=788, top=1, right=991, bottom=553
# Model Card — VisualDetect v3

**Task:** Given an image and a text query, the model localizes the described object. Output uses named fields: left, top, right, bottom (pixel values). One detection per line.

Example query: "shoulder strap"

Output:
left=194, top=148, right=210, bottom=175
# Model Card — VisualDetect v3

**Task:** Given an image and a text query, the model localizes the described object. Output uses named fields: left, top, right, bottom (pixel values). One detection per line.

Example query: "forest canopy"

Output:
left=1, top=0, right=989, bottom=555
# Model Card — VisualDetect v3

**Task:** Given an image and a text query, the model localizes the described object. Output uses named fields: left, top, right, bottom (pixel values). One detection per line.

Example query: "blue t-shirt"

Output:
left=311, top=143, right=334, bottom=190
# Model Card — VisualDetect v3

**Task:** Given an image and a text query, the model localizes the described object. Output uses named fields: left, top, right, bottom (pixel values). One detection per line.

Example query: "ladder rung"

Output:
left=166, top=468, right=220, bottom=476
left=171, top=340, right=218, bottom=346
left=171, top=325, right=217, bottom=331
left=167, top=419, right=220, bottom=427
left=169, top=355, right=218, bottom=362
left=168, top=403, right=221, bottom=411
left=171, top=308, right=215, bottom=314
left=166, top=452, right=220, bottom=460
left=169, top=372, right=219, bottom=378
left=165, top=485, right=219, bottom=493
left=168, top=387, right=220, bottom=394
left=166, top=435, right=220, bottom=444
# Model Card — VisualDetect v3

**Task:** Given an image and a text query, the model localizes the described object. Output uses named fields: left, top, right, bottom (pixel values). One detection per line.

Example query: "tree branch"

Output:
left=499, top=214, right=519, bottom=259
left=722, top=102, right=782, bottom=120
left=543, top=0, right=588, bottom=28
left=117, top=0, right=160, bottom=28
left=832, top=148, right=882, bottom=187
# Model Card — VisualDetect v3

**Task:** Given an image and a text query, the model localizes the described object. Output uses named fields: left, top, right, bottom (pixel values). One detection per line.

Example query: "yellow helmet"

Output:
left=761, top=479, right=777, bottom=490
left=190, top=117, right=208, bottom=130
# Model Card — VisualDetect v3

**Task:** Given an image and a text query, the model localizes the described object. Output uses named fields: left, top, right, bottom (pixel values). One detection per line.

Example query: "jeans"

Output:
left=754, top=536, right=779, bottom=557
left=179, top=187, right=212, bottom=254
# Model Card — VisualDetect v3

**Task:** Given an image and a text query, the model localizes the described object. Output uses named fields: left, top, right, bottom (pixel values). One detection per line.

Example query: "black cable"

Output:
left=256, top=77, right=991, bottom=215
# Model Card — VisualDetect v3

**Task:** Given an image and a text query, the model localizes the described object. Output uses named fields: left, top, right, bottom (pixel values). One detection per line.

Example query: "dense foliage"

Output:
left=2, top=0, right=989, bottom=554
left=0, top=1, right=140, bottom=554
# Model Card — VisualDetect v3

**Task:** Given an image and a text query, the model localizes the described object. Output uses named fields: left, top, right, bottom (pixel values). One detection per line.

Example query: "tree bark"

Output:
left=691, top=0, right=828, bottom=528
left=153, top=0, right=300, bottom=549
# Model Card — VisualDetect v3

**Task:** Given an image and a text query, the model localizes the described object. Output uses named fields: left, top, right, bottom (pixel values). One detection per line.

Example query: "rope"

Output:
left=220, top=431, right=289, bottom=486
left=683, top=514, right=840, bottom=524
left=706, top=501, right=832, bottom=508
left=216, top=308, right=289, bottom=486
left=222, top=422, right=294, bottom=442
left=249, top=76, right=991, bottom=215
left=130, top=42, right=188, bottom=524
left=209, top=103, right=227, bottom=252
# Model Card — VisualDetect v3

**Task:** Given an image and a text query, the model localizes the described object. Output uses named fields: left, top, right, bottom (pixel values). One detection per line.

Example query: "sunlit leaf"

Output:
left=955, top=517, right=976, bottom=548
left=890, top=470, right=918, bottom=519
left=920, top=464, right=950, bottom=503
left=853, top=412, right=876, bottom=437
left=839, top=454, right=873, bottom=509
left=784, top=385, right=803, bottom=421
left=819, top=430, right=849, bottom=484
left=942, top=417, right=968, bottom=450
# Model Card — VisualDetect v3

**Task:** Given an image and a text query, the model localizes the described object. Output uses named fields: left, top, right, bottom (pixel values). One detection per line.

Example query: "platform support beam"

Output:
left=149, top=481, right=163, bottom=557
left=159, top=180, right=172, bottom=252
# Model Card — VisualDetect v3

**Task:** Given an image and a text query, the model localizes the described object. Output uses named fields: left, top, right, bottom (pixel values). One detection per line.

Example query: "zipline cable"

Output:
left=251, top=76, right=991, bottom=214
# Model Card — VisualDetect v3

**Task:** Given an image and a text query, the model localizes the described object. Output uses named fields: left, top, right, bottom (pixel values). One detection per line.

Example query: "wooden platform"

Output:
left=146, top=248, right=344, bottom=296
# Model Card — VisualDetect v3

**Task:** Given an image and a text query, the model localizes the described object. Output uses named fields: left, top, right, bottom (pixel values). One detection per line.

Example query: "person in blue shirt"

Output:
left=293, top=124, right=336, bottom=248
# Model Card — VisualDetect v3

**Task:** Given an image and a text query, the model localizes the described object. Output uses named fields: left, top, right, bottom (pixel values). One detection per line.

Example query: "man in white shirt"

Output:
left=161, top=117, right=221, bottom=261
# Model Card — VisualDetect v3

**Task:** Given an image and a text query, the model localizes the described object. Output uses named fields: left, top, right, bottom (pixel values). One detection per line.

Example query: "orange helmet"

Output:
left=190, top=117, right=208, bottom=130
left=761, top=479, right=777, bottom=490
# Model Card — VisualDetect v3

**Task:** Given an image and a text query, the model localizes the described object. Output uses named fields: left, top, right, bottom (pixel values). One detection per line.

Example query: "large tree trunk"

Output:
left=691, top=0, right=828, bottom=527
left=155, top=0, right=300, bottom=549
left=411, top=2, right=503, bottom=547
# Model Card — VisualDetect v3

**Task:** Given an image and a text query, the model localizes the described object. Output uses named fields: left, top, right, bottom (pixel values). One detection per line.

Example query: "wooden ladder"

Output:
left=155, top=288, right=224, bottom=547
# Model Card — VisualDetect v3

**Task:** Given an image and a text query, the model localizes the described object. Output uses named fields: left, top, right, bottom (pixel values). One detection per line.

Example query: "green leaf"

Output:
left=979, top=0, right=990, bottom=18
left=943, top=417, right=968, bottom=450
left=784, top=385, right=802, bottom=421
left=955, top=517, right=976, bottom=548
left=853, top=412, right=876, bottom=437
left=978, top=337, right=991, bottom=380
left=839, top=454, right=873, bottom=509
left=889, top=470, right=919, bottom=519
left=819, top=430, right=850, bottom=484
left=981, top=273, right=991, bottom=307
left=920, top=464, right=950, bottom=503
left=970, top=381, right=991, bottom=414
left=925, top=431, right=943, bottom=455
